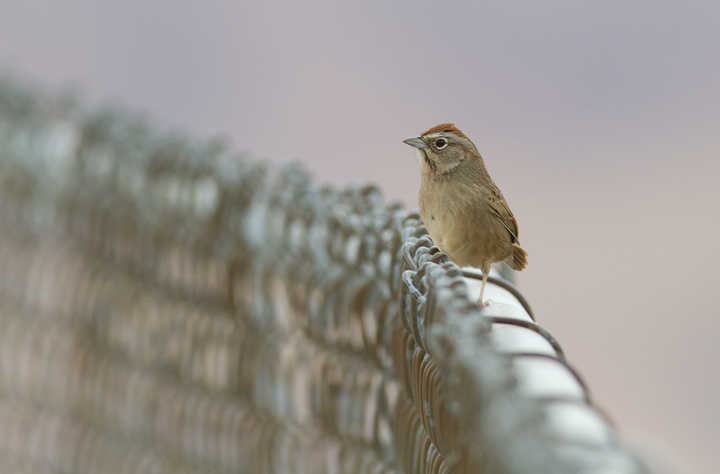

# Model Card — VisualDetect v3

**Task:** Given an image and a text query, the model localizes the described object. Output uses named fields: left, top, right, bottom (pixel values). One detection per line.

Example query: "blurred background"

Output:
left=1, top=1, right=718, bottom=472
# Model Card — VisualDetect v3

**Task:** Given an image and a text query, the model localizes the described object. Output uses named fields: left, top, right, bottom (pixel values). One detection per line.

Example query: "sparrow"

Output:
left=404, top=123, right=528, bottom=306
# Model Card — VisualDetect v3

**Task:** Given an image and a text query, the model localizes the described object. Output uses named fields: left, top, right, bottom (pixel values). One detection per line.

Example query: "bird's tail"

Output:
left=505, top=244, right=528, bottom=271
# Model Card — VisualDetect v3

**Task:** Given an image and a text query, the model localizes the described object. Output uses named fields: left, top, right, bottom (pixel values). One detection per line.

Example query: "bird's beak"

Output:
left=403, top=137, right=427, bottom=149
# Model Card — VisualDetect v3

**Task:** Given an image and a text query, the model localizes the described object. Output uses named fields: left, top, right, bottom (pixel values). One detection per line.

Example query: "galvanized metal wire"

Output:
left=0, top=76, right=653, bottom=474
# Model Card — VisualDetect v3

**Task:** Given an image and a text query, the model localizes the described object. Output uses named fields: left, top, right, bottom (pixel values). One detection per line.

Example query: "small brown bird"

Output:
left=404, top=123, right=528, bottom=306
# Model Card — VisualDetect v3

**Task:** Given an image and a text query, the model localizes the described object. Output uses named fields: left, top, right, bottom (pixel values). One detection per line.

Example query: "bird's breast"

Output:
left=419, top=179, right=511, bottom=268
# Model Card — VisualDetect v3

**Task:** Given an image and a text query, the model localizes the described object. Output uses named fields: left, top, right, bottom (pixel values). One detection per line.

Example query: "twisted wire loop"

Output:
left=0, top=76, right=654, bottom=474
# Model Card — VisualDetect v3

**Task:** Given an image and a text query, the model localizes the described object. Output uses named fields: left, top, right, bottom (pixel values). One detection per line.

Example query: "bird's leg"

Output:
left=476, top=270, right=490, bottom=307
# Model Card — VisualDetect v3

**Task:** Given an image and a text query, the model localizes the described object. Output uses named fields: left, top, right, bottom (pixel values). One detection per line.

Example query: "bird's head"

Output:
left=403, top=123, right=481, bottom=175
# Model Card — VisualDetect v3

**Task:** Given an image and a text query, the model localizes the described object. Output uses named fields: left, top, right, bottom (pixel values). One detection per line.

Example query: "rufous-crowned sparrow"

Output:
left=404, top=123, right=528, bottom=306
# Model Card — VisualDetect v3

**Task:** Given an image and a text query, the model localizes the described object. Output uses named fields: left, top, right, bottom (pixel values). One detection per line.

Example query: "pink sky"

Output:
left=2, top=2, right=719, bottom=472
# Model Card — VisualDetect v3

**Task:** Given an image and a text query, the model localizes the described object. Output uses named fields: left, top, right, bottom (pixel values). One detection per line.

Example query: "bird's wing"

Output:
left=487, top=183, right=521, bottom=244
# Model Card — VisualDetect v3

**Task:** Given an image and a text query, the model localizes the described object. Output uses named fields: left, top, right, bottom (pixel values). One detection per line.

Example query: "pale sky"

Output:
left=2, top=2, right=719, bottom=472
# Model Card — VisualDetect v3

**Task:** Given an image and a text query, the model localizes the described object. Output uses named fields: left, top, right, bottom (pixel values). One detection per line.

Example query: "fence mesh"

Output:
left=0, top=76, right=651, bottom=474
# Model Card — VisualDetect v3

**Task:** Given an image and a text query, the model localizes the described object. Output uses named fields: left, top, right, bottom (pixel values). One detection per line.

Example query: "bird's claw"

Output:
left=476, top=298, right=493, bottom=308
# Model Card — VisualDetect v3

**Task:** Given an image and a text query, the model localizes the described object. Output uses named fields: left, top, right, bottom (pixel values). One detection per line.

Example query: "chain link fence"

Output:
left=0, top=76, right=653, bottom=473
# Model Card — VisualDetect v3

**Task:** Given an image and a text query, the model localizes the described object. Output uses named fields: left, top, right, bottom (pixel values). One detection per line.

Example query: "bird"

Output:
left=404, top=123, right=528, bottom=306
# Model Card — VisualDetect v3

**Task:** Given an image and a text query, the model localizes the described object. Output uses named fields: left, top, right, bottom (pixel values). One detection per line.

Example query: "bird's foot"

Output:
left=476, top=298, right=493, bottom=308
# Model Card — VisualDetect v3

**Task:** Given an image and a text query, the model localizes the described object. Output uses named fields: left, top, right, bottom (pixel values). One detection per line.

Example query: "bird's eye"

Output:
left=434, top=138, right=448, bottom=149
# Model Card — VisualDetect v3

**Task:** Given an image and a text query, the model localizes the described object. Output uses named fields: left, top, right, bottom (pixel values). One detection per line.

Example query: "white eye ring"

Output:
left=434, top=138, right=448, bottom=149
